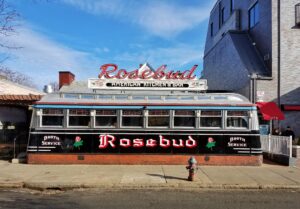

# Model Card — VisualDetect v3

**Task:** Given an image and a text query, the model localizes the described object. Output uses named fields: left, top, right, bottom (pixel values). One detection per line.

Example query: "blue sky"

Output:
left=1, top=0, right=216, bottom=89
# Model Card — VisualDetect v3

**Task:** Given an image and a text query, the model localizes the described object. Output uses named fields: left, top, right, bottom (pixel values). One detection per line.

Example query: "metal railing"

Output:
left=260, top=135, right=293, bottom=158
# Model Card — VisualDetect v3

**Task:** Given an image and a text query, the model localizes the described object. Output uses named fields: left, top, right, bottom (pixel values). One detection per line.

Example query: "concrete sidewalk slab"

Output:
left=0, top=161, right=300, bottom=191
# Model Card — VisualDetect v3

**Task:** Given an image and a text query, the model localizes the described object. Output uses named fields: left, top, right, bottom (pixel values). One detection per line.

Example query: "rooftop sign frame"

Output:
left=88, top=63, right=208, bottom=91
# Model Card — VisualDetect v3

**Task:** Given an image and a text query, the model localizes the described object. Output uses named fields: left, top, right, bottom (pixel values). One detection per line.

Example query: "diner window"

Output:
left=249, top=2, right=259, bottom=28
left=95, top=110, right=117, bottom=127
left=226, top=111, right=249, bottom=128
left=68, top=109, right=90, bottom=127
left=148, top=110, right=169, bottom=127
left=174, top=110, right=195, bottom=127
left=122, top=110, right=143, bottom=127
left=200, top=110, right=222, bottom=128
left=41, top=109, right=64, bottom=126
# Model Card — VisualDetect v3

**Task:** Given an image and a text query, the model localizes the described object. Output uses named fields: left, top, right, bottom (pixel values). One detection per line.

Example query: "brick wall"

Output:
left=27, top=154, right=263, bottom=166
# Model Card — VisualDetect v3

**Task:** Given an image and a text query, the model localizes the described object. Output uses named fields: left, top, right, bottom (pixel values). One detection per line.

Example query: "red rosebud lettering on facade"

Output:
left=185, top=136, right=197, bottom=148
left=133, top=139, right=144, bottom=148
left=120, top=138, right=131, bottom=147
left=99, top=134, right=116, bottom=149
left=159, top=135, right=171, bottom=148
left=172, top=139, right=185, bottom=148
left=145, top=139, right=157, bottom=147
left=98, top=64, right=198, bottom=80
left=98, top=64, right=118, bottom=79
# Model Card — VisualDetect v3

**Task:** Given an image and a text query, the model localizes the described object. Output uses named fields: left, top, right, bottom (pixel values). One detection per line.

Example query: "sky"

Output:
left=1, top=0, right=216, bottom=90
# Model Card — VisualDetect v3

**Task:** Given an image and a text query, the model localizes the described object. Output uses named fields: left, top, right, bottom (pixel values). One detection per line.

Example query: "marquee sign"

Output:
left=27, top=133, right=260, bottom=155
left=88, top=63, right=208, bottom=90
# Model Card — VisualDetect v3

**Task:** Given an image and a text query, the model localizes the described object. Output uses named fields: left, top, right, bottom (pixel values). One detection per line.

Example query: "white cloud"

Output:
left=114, top=44, right=203, bottom=74
left=61, top=0, right=214, bottom=38
left=0, top=25, right=99, bottom=89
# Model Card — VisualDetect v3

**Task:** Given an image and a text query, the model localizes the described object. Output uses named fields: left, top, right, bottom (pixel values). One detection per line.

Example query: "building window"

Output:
left=230, top=0, right=234, bottom=13
left=95, top=110, right=117, bottom=127
left=41, top=109, right=64, bottom=126
left=200, top=111, right=222, bottom=128
left=249, top=2, right=259, bottom=28
left=174, top=110, right=195, bottom=127
left=226, top=111, right=249, bottom=128
left=68, top=109, right=90, bottom=127
left=122, top=110, right=143, bottom=127
left=210, top=22, right=214, bottom=36
left=221, top=7, right=225, bottom=25
left=296, top=3, right=300, bottom=26
left=148, top=110, right=169, bottom=127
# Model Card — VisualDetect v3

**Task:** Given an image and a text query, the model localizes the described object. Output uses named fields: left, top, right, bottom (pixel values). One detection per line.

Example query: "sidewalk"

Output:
left=0, top=160, right=300, bottom=191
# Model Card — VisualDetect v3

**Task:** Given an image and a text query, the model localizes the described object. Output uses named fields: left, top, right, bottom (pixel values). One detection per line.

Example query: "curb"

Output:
left=2, top=181, right=300, bottom=191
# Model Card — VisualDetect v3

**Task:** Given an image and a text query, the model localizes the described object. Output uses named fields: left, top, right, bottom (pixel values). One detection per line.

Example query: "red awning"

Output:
left=256, top=102, right=285, bottom=120
left=282, top=105, right=300, bottom=111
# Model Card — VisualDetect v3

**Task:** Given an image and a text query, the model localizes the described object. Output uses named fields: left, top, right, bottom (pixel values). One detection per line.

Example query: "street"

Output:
left=0, top=189, right=299, bottom=209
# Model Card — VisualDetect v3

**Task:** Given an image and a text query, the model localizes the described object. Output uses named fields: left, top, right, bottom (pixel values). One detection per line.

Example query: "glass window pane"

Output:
left=174, top=117, right=195, bottom=127
left=42, top=109, right=63, bottom=115
left=123, top=110, right=143, bottom=116
left=96, top=116, right=117, bottom=127
left=175, top=110, right=195, bottom=116
left=201, top=111, right=221, bottom=116
left=148, top=117, right=169, bottom=127
left=115, top=95, right=128, bottom=100
left=200, top=117, right=222, bottom=127
left=227, top=117, right=248, bottom=128
left=69, top=116, right=90, bottom=126
left=42, top=116, right=63, bottom=126
left=148, top=110, right=169, bottom=116
left=69, top=109, right=90, bottom=115
left=122, top=117, right=143, bottom=126
left=81, top=95, right=94, bottom=99
left=96, top=110, right=116, bottom=115
left=227, top=111, right=249, bottom=116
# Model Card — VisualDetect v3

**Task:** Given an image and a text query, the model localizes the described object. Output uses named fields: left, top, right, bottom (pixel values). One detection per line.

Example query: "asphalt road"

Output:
left=0, top=189, right=299, bottom=209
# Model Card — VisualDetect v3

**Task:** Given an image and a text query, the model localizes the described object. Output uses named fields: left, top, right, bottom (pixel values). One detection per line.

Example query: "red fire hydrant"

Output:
left=186, top=156, right=197, bottom=181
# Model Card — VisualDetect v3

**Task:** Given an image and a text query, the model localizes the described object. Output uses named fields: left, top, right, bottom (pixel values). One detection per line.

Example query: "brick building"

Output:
left=202, top=0, right=300, bottom=136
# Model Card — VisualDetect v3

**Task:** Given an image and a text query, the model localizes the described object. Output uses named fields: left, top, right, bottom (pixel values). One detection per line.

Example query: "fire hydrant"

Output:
left=186, top=156, right=197, bottom=181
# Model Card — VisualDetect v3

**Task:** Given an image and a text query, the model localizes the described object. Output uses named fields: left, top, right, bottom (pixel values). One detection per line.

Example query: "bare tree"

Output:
left=0, top=1, right=37, bottom=88
left=0, top=67, right=36, bottom=88
left=0, top=0, right=19, bottom=49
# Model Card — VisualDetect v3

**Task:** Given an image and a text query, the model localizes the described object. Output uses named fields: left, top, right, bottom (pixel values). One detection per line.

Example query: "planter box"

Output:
left=292, top=146, right=300, bottom=158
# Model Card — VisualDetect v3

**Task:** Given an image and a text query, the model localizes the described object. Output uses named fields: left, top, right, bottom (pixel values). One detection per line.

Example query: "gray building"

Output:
left=202, top=0, right=300, bottom=136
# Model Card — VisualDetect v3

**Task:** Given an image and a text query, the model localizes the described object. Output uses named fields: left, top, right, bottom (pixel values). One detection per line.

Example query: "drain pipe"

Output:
left=277, top=0, right=281, bottom=127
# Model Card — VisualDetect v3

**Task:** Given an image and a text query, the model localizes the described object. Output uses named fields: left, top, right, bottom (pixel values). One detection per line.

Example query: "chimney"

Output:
left=59, top=71, right=75, bottom=89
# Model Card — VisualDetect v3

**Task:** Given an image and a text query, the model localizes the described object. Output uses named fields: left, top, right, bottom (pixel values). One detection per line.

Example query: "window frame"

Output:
left=40, top=108, right=64, bottom=127
left=95, top=109, right=118, bottom=128
left=225, top=110, right=250, bottom=129
left=121, top=109, right=144, bottom=128
left=67, top=109, right=91, bottom=127
left=249, top=1, right=259, bottom=29
left=296, top=3, right=300, bottom=26
left=147, top=110, right=170, bottom=128
left=199, top=110, right=223, bottom=129
left=173, top=110, right=196, bottom=128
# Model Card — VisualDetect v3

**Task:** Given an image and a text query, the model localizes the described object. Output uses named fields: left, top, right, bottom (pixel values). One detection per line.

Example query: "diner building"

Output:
left=27, top=64, right=262, bottom=165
